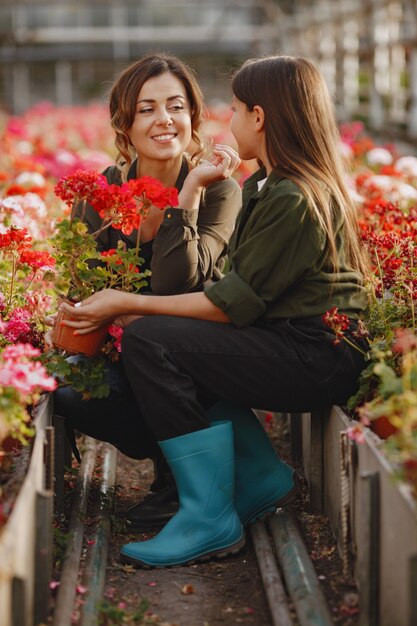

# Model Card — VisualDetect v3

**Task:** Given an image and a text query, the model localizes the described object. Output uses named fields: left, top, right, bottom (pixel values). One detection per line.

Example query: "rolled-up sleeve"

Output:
left=205, top=270, right=266, bottom=327
left=205, top=185, right=326, bottom=327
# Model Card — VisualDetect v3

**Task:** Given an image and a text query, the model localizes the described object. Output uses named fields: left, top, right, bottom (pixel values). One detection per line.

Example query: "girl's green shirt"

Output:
left=205, top=167, right=369, bottom=328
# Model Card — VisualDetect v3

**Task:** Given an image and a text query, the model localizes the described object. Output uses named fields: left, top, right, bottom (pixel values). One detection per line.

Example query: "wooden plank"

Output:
left=410, top=554, right=417, bottom=626
left=12, top=577, right=27, bottom=626
left=52, top=438, right=97, bottom=626
left=34, top=491, right=53, bottom=626
left=289, top=412, right=302, bottom=464
left=250, top=520, right=294, bottom=626
left=358, top=471, right=380, bottom=626
left=80, top=444, right=117, bottom=626
left=269, top=511, right=334, bottom=626
left=44, top=426, right=54, bottom=492
left=309, top=410, right=325, bottom=512
left=53, top=413, right=71, bottom=516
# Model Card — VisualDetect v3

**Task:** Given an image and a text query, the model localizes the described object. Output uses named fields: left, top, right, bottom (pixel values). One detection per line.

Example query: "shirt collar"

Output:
left=242, top=166, right=284, bottom=204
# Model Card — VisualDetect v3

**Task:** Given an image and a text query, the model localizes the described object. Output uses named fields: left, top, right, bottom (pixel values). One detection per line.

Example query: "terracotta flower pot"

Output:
left=52, top=306, right=109, bottom=357
left=370, top=415, right=398, bottom=439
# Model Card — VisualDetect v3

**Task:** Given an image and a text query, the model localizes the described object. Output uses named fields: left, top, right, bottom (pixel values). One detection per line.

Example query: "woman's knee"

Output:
left=54, top=385, right=83, bottom=418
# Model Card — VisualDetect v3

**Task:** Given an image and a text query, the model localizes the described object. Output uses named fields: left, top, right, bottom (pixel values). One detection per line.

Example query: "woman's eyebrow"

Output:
left=137, top=95, right=186, bottom=104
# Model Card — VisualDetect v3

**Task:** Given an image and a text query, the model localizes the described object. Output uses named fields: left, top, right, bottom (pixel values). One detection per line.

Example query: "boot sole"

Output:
left=124, top=517, right=175, bottom=533
left=120, top=535, right=246, bottom=569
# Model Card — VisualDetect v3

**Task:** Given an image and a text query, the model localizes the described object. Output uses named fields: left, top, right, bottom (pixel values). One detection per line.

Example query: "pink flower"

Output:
left=49, top=581, right=60, bottom=590
left=392, top=327, right=417, bottom=354
left=2, top=343, right=40, bottom=360
left=0, top=361, right=56, bottom=395
left=109, top=325, right=123, bottom=352
left=0, top=348, right=57, bottom=397
left=24, top=292, right=53, bottom=316
left=346, top=425, right=365, bottom=444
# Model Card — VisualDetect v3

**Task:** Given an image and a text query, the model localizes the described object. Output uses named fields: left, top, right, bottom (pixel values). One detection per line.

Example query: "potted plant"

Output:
left=43, top=169, right=178, bottom=397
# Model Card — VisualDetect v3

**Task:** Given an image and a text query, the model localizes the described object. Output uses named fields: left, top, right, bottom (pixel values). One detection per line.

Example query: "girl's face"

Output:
left=128, top=72, right=193, bottom=166
left=230, top=95, right=260, bottom=161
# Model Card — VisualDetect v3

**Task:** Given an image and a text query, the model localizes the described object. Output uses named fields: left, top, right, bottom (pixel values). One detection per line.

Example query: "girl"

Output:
left=54, top=53, right=241, bottom=522
left=61, top=55, right=369, bottom=568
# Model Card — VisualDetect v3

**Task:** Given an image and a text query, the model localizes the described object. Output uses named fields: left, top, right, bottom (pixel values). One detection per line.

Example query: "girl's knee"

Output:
left=121, top=317, right=162, bottom=361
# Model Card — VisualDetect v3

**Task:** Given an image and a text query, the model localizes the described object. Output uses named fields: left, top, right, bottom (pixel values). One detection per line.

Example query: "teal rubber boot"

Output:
left=120, top=421, right=245, bottom=567
left=207, top=403, right=297, bottom=525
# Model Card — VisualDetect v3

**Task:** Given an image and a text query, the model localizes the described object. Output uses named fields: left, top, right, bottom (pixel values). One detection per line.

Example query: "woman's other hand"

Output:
left=44, top=313, right=57, bottom=347
left=60, top=290, right=135, bottom=335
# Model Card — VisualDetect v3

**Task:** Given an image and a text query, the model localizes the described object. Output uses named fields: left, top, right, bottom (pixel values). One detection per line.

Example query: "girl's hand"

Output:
left=187, top=144, right=241, bottom=188
left=60, top=289, right=133, bottom=335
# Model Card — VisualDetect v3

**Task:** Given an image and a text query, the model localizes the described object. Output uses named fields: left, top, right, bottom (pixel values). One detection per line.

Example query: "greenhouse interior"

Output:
left=0, top=2, right=416, bottom=626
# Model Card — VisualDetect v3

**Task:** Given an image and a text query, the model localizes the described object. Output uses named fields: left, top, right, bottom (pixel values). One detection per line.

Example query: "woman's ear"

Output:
left=252, top=105, right=265, bottom=132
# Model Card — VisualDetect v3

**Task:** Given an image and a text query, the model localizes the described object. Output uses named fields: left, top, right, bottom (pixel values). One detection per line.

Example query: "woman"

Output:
left=61, top=55, right=370, bottom=568
left=54, top=53, right=241, bottom=520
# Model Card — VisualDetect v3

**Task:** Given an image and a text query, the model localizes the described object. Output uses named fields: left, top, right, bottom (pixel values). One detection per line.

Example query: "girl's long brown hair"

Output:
left=232, top=55, right=369, bottom=278
left=109, top=54, right=205, bottom=179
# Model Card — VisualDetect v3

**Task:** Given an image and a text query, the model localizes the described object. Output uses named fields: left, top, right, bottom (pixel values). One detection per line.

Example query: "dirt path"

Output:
left=98, top=416, right=359, bottom=626
left=105, top=454, right=272, bottom=626
left=51, top=416, right=359, bottom=626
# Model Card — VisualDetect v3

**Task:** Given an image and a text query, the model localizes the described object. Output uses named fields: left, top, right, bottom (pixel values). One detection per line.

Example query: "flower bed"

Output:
left=0, top=393, right=53, bottom=626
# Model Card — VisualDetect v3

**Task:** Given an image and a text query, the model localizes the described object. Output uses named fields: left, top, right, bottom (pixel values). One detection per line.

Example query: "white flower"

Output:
left=16, top=140, right=33, bottom=155
left=15, top=172, right=46, bottom=188
left=0, top=193, right=48, bottom=238
left=55, top=150, right=79, bottom=166
left=365, top=175, right=393, bottom=190
left=340, top=141, right=354, bottom=160
left=366, top=147, right=393, bottom=166
left=345, top=175, right=365, bottom=203
left=395, top=156, right=417, bottom=177
left=365, top=175, right=417, bottom=204
left=347, top=187, right=366, bottom=203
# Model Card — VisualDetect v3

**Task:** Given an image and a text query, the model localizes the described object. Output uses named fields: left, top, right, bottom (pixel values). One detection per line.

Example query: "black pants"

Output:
left=121, top=315, right=367, bottom=441
left=53, top=360, right=160, bottom=460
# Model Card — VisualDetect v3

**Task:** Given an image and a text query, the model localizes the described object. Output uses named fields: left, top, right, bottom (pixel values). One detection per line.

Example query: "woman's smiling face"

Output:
left=128, top=72, right=193, bottom=167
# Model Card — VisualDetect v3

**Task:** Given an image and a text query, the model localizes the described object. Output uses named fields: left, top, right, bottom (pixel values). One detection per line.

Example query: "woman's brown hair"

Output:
left=232, top=55, right=369, bottom=278
left=110, top=54, right=205, bottom=179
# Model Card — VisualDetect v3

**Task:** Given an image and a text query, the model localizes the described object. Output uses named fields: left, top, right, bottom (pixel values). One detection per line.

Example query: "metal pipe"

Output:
left=52, top=437, right=97, bottom=626
left=80, top=444, right=118, bottom=626
left=250, top=520, right=294, bottom=626
left=269, top=510, right=334, bottom=626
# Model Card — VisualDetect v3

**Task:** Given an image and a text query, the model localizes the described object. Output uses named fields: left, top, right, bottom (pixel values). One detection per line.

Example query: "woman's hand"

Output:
left=60, top=289, right=134, bottom=335
left=178, top=145, right=240, bottom=212
left=44, top=313, right=57, bottom=347
left=188, top=144, right=241, bottom=188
